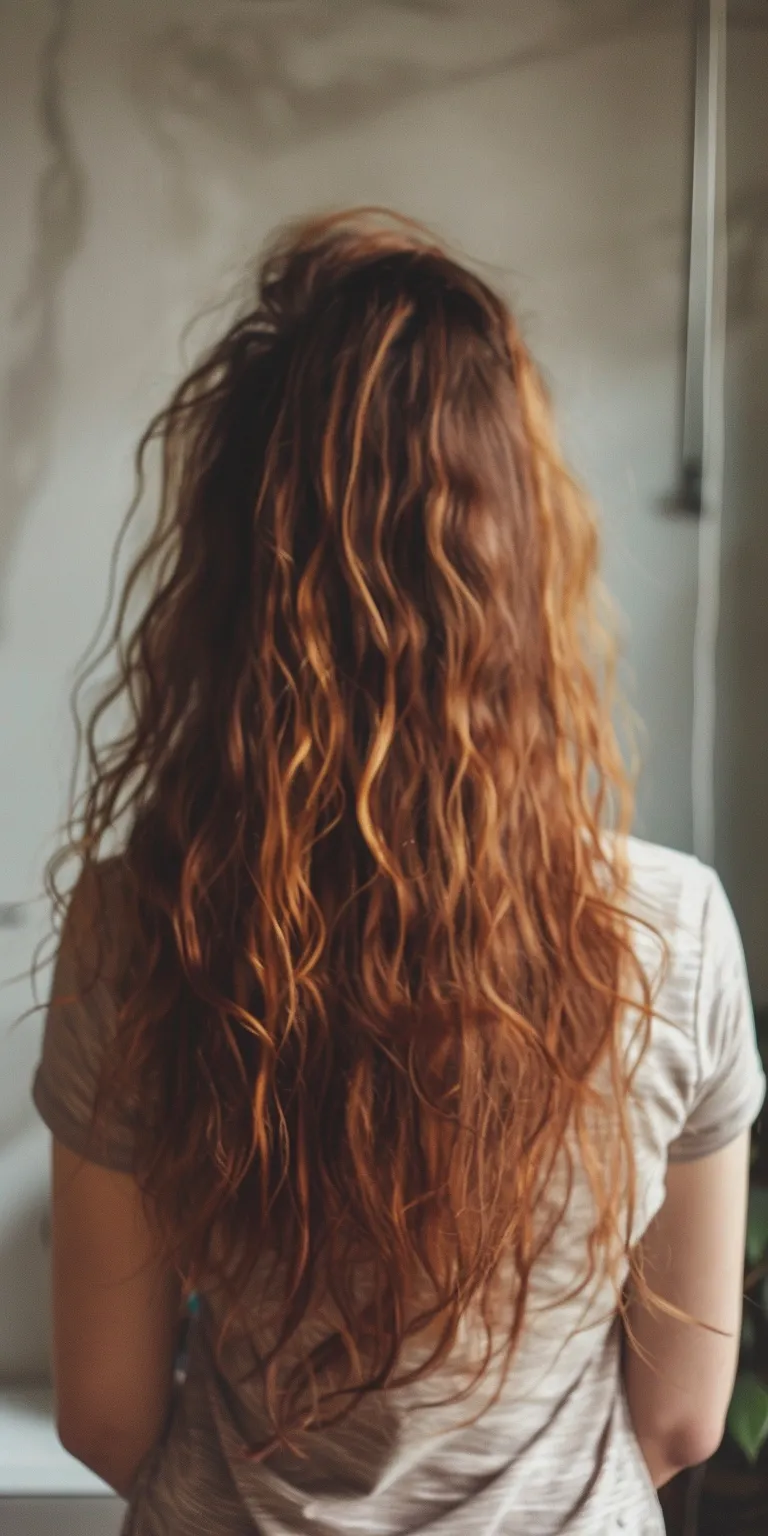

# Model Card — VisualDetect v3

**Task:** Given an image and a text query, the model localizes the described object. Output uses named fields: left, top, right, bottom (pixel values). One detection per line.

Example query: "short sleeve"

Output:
left=32, top=862, right=136, bottom=1173
left=668, top=870, right=766, bottom=1163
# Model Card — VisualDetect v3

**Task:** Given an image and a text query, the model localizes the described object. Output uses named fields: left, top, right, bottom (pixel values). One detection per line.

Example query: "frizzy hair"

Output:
left=51, top=208, right=659, bottom=1455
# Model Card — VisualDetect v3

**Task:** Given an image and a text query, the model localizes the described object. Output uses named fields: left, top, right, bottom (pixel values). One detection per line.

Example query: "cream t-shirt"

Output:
left=33, top=837, right=766, bottom=1535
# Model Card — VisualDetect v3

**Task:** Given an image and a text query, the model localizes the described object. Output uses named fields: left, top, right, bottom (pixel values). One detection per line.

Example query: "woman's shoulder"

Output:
left=58, top=855, right=134, bottom=982
left=617, top=837, right=726, bottom=1042
left=617, top=833, right=724, bottom=960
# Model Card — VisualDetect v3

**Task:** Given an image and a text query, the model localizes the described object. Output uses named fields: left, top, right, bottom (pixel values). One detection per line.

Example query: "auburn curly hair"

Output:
left=51, top=208, right=657, bottom=1456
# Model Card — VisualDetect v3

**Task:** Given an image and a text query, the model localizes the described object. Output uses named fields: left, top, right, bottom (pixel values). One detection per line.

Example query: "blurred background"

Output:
left=0, top=2, right=766, bottom=1531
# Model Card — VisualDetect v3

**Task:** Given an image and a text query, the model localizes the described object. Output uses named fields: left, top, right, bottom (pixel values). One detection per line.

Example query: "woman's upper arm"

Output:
left=625, top=867, right=765, bottom=1469
left=625, top=1130, right=751, bottom=1467
left=51, top=1137, right=181, bottom=1459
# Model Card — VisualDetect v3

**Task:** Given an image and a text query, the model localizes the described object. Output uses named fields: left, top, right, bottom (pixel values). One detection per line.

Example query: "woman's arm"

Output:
left=623, top=1131, right=750, bottom=1488
left=51, top=1139, right=182, bottom=1498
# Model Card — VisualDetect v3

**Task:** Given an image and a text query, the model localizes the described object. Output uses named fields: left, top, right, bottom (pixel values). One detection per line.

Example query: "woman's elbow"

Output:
left=56, top=1400, right=100, bottom=1463
left=56, top=1407, right=145, bottom=1497
left=57, top=1409, right=112, bottom=1478
left=634, top=1404, right=729, bottom=1487
left=664, top=1413, right=727, bottom=1474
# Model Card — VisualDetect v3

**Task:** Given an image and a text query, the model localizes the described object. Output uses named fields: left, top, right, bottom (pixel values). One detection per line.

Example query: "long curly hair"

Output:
left=53, top=208, right=657, bottom=1454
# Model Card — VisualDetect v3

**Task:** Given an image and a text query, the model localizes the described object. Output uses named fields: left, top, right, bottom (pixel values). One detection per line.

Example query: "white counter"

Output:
left=0, top=1388, right=111, bottom=1496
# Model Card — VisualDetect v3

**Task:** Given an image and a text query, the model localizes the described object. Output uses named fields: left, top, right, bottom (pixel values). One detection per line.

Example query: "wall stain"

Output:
left=0, top=0, right=87, bottom=625
left=130, top=0, right=677, bottom=243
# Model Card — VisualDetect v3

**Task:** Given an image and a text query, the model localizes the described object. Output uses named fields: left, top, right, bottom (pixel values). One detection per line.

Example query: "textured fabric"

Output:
left=33, top=838, right=766, bottom=1536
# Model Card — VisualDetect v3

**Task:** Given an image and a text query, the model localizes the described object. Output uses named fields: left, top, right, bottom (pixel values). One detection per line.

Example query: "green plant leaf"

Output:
left=741, top=1308, right=758, bottom=1356
left=728, top=1373, right=768, bottom=1463
left=755, top=1008, right=768, bottom=1051
left=746, top=1186, right=768, bottom=1268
